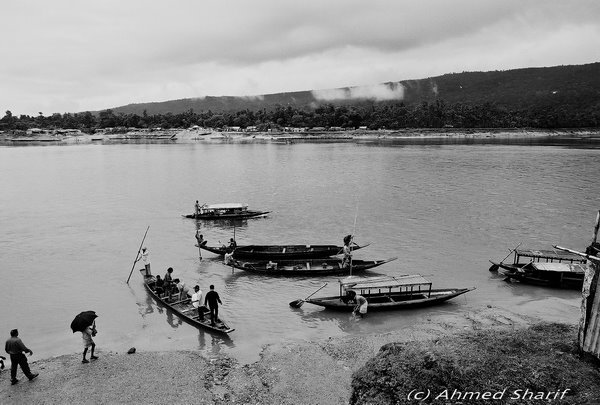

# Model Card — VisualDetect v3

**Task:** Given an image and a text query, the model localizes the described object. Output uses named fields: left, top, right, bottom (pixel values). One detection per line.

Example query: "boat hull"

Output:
left=183, top=210, right=269, bottom=219
left=500, top=270, right=584, bottom=289
left=306, top=288, right=473, bottom=311
left=227, top=257, right=397, bottom=276
left=198, top=243, right=369, bottom=260
left=143, top=275, right=234, bottom=334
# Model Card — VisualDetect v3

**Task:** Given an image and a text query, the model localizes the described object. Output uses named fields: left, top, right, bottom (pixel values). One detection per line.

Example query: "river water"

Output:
left=1, top=136, right=599, bottom=364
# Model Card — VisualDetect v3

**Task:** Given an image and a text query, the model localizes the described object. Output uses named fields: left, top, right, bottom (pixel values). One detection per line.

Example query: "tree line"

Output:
left=2, top=100, right=599, bottom=133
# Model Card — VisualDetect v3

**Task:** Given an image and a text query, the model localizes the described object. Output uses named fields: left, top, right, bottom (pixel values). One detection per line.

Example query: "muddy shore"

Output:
left=1, top=305, right=557, bottom=404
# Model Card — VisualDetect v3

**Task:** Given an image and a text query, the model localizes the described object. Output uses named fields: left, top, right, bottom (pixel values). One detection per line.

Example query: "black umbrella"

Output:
left=70, top=311, right=98, bottom=333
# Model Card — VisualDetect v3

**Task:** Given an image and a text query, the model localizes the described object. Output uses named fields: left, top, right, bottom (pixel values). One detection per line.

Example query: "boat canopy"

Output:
left=528, top=262, right=587, bottom=274
left=203, top=203, right=247, bottom=210
left=515, top=249, right=585, bottom=262
left=339, top=275, right=432, bottom=290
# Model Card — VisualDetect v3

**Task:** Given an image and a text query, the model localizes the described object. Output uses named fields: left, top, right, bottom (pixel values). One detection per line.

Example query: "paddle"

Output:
left=126, top=226, right=150, bottom=284
left=289, top=283, right=328, bottom=308
left=489, top=242, right=522, bottom=272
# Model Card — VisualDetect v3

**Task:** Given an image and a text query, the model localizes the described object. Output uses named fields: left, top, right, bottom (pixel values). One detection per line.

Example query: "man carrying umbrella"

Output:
left=71, top=311, right=99, bottom=364
left=4, top=329, right=38, bottom=385
left=81, top=322, right=98, bottom=364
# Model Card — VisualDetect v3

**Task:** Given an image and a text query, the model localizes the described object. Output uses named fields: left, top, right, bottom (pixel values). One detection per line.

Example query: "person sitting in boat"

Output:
left=347, top=290, right=368, bottom=317
left=173, top=279, right=191, bottom=301
left=153, top=275, right=165, bottom=295
left=228, top=238, right=237, bottom=250
left=266, top=261, right=277, bottom=270
left=195, top=231, right=206, bottom=246
left=224, top=248, right=235, bottom=265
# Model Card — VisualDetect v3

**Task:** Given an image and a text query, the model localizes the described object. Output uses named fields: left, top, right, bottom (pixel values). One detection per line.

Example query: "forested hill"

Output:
left=111, top=62, right=600, bottom=116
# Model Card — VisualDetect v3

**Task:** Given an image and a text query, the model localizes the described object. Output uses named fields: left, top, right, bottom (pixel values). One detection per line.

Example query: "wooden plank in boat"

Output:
left=530, top=262, right=587, bottom=273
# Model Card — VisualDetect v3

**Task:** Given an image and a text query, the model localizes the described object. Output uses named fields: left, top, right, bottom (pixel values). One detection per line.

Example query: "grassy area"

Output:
left=350, top=323, right=600, bottom=404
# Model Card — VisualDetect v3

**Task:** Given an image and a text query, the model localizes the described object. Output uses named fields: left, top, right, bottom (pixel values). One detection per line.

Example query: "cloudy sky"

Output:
left=2, top=0, right=599, bottom=116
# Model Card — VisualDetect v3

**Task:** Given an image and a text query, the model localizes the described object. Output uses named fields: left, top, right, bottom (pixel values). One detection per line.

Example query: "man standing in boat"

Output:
left=194, top=200, right=200, bottom=218
left=342, top=235, right=353, bottom=268
left=136, top=247, right=151, bottom=277
left=204, top=285, right=222, bottom=326
left=191, top=285, right=203, bottom=320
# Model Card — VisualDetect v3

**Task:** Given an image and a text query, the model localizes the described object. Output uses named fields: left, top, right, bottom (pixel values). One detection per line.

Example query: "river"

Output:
left=1, top=135, right=598, bottom=364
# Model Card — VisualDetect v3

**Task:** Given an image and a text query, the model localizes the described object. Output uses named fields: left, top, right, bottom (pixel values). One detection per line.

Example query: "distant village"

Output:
left=0, top=124, right=377, bottom=143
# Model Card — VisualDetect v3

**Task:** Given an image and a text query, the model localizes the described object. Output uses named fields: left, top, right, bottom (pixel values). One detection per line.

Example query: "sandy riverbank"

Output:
left=0, top=305, right=556, bottom=404
left=1, top=128, right=599, bottom=145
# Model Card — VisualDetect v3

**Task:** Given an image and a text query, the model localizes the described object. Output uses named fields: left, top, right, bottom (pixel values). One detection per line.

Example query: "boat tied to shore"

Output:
left=303, top=275, right=474, bottom=311
left=142, top=272, right=234, bottom=334
left=489, top=247, right=588, bottom=289
left=225, top=257, right=397, bottom=276
left=183, top=202, right=269, bottom=220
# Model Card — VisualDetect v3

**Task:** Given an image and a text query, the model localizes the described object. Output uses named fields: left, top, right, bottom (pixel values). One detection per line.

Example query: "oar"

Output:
left=489, top=242, right=522, bottom=272
left=126, top=226, right=150, bottom=284
left=289, top=283, right=328, bottom=308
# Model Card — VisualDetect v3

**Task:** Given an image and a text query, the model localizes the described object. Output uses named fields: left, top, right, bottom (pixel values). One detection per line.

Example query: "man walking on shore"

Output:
left=4, top=329, right=38, bottom=385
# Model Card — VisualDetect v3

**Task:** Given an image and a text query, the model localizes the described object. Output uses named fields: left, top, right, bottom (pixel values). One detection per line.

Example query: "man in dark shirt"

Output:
left=204, top=285, right=223, bottom=326
left=4, top=329, right=38, bottom=385
left=163, top=267, right=174, bottom=298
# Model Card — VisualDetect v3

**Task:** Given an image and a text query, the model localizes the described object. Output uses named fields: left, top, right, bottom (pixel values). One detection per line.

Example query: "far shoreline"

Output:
left=1, top=127, right=599, bottom=145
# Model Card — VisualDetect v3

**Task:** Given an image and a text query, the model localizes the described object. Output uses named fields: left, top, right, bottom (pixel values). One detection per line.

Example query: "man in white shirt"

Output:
left=191, top=285, right=203, bottom=320
left=137, top=247, right=151, bottom=277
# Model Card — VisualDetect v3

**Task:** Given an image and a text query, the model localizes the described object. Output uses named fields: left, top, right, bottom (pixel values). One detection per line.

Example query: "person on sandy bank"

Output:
left=81, top=322, right=98, bottom=364
left=4, top=329, right=38, bottom=385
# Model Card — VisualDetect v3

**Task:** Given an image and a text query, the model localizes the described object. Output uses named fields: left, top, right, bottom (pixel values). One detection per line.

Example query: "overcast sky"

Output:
left=2, top=0, right=599, bottom=116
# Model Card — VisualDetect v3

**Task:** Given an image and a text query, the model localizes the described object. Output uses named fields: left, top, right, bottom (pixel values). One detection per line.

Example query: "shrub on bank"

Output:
left=350, top=323, right=600, bottom=404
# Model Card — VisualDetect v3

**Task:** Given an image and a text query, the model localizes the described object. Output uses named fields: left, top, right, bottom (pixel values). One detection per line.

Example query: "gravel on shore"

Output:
left=0, top=306, right=548, bottom=404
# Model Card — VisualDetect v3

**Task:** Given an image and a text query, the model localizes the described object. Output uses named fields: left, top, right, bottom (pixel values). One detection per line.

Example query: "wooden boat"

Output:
left=305, top=275, right=474, bottom=311
left=226, top=257, right=397, bottom=276
left=489, top=248, right=586, bottom=273
left=501, top=262, right=587, bottom=289
left=142, top=274, right=234, bottom=334
left=183, top=203, right=269, bottom=220
left=196, top=241, right=370, bottom=260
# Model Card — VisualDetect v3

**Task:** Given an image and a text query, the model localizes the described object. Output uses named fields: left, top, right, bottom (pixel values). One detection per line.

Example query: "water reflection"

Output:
left=139, top=294, right=155, bottom=316
left=197, top=331, right=235, bottom=354
left=183, top=217, right=258, bottom=232
left=166, top=310, right=184, bottom=329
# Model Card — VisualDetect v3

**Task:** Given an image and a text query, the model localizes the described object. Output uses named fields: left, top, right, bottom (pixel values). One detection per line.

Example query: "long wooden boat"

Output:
left=196, top=241, right=370, bottom=260
left=489, top=248, right=586, bottom=273
left=142, top=274, right=234, bottom=334
left=183, top=203, right=269, bottom=220
left=305, top=275, right=474, bottom=311
left=501, top=262, right=587, bottom=289
left=226, top=257, right=397, bottom=276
